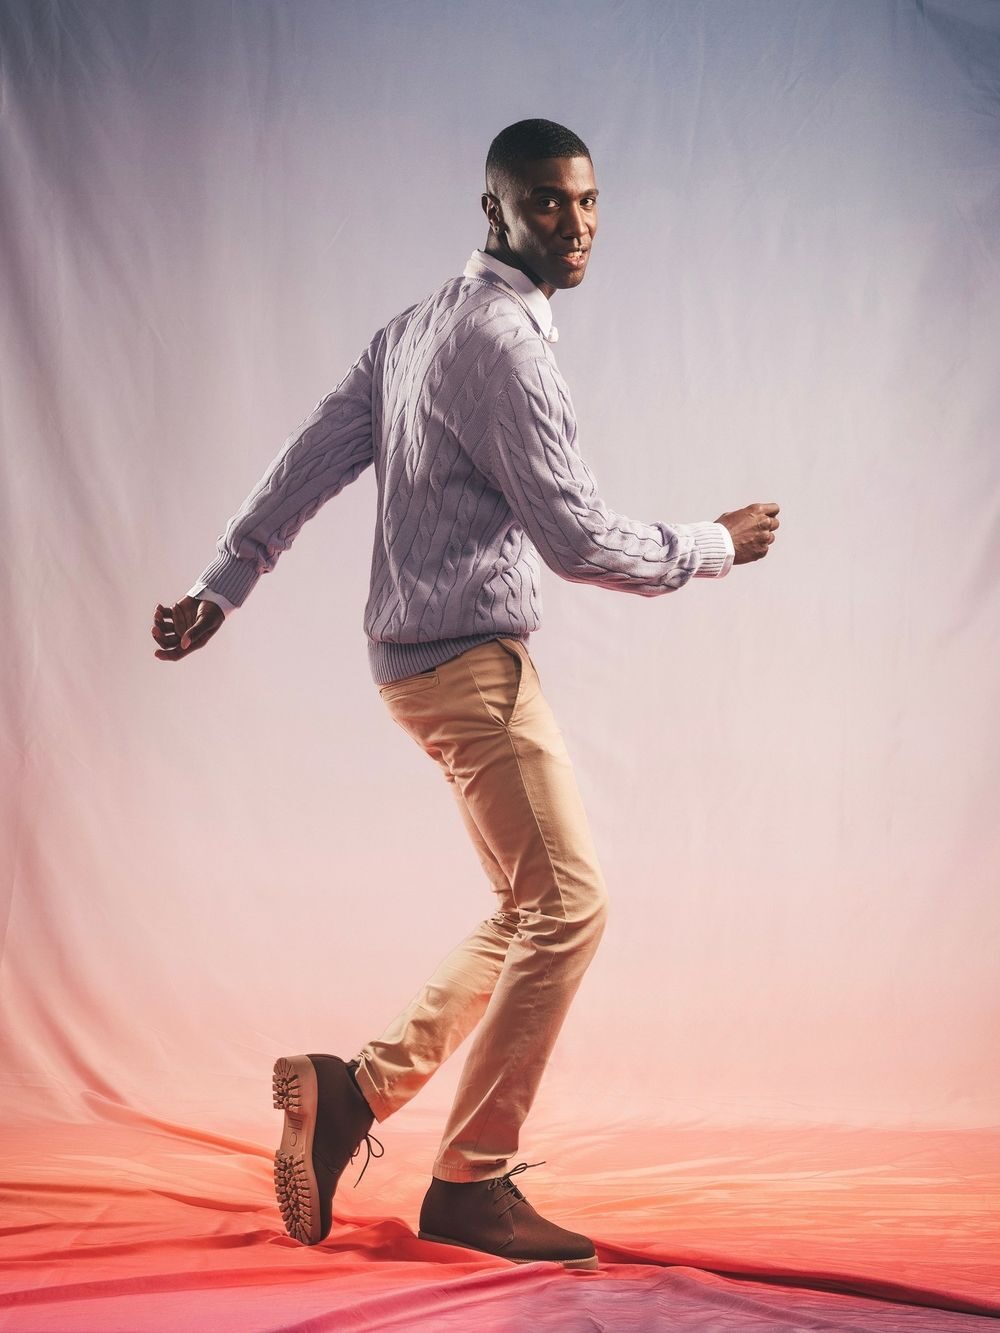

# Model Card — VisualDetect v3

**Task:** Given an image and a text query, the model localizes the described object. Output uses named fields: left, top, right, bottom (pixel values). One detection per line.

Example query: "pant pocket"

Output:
left=378, top=666, right=439, bottom=704
left=467, top=638, right=527, bottom=729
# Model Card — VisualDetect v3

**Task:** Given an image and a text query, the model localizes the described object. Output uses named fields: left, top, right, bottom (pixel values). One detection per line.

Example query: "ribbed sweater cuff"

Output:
left=187, top=583, right=238, bottom=616
left=190, top=549, right=262, bottom=608
left=688, top=521, right=735, bottom=578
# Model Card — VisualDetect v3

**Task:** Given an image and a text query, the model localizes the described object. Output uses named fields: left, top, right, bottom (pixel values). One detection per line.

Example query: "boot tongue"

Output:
left=491, top=1179, right=526, bottom=1216
left=492, top=1159, right=546, bottom=1208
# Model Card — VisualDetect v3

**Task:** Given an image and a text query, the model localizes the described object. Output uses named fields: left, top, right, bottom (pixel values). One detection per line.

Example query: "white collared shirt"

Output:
left=463, top=249, right=559, bottom=344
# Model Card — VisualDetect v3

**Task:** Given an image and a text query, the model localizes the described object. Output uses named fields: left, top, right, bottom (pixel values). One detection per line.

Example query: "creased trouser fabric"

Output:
left=352, top=637, right=609, bottom=1182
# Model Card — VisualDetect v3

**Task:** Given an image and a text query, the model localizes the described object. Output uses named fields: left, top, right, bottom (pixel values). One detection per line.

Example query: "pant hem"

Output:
left=431, top=1162, right=507, bottom=1183
left=353, top=1059, right=391, bottom=1123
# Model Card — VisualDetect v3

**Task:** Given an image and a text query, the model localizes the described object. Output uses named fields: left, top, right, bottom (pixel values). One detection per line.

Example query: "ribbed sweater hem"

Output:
left=367, top=631, right=531, bottom=687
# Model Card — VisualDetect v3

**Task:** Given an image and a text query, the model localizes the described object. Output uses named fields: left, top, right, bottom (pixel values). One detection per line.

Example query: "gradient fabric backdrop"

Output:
left=1, top=1, right=998, bottom=1329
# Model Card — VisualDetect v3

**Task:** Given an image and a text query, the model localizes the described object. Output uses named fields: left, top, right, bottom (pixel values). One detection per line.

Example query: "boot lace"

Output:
left=351, top=1130, right=385, bottom=1188
left=487, top=1159, right=547, bottom=1216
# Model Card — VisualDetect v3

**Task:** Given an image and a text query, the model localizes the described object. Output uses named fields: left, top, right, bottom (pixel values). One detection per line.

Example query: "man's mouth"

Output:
left=556, top=249, right=589, bottom=267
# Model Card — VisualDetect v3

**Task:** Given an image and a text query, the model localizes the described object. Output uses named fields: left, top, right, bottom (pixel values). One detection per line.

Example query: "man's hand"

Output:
left=152, top=596, right=225, bottom=660
left=715, top=502, right=781, bottom=565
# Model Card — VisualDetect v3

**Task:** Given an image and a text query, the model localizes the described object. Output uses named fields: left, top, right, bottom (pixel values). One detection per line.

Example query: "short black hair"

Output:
left=485, top=118, right=591, bottom=198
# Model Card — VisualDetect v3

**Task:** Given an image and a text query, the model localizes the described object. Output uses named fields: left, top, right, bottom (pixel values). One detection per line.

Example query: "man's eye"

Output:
left=539, top=197, right=597, bottom=208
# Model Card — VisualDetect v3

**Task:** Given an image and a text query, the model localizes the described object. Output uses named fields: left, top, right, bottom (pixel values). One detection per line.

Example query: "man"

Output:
left=152, top=118, right=780, bottom=1270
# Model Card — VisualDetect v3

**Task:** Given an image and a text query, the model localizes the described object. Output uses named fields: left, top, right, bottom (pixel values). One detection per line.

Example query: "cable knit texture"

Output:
left=190, top=251, right=733, bottom=685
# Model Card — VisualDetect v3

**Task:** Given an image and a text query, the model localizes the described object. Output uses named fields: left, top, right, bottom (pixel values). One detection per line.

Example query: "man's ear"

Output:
left=482, top=191, right=505, bottom=234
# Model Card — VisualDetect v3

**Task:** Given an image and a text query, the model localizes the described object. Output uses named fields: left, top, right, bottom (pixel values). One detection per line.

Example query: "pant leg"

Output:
left=351, top=770, right=520, bottom=1122
left=356, top=638, right=609, bottom=1182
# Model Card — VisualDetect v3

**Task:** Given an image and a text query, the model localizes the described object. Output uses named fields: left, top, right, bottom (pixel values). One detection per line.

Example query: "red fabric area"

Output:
left=1, top=1106, right=997, bottom=1331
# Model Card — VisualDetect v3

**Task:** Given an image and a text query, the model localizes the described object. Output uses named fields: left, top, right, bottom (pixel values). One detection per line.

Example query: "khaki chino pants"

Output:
left=353, top=637, right=609, bottom=1182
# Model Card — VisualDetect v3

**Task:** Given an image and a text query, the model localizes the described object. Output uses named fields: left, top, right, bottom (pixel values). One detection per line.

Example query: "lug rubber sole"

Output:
left=417, top=1228, right=599, bottom=1270
left=272, top=1055, right=321, bottom=1244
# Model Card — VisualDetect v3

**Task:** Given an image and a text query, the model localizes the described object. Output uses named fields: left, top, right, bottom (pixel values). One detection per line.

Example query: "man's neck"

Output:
left=482, top=237, right=553, bottom=299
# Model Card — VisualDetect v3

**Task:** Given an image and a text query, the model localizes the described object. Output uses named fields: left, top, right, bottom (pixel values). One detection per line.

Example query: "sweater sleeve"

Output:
left=189, top=334, right=378, bottom=609
left=488, top=356, right=733, bottom=594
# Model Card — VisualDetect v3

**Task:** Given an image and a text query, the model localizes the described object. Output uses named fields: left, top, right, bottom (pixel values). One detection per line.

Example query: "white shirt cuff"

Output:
left=717, top=523, right=735, bottom=577
left=188, top=584, right=238, bottom=616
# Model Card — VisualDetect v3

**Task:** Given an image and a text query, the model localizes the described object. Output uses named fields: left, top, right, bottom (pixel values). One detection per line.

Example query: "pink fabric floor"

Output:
left=1, top=1099, right=998, bottom=1331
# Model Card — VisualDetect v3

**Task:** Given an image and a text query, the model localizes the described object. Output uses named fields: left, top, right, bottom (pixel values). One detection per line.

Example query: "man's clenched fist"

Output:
left=715, top=502, right=781, bottom=565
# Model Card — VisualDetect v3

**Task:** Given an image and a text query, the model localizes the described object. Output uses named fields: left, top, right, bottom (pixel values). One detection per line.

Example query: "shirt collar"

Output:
left=463, top=249, right=559, bottom=343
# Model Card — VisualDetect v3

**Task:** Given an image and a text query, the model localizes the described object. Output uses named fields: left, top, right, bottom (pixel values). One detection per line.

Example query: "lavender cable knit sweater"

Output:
left=188, top=248, right=735, bottom=686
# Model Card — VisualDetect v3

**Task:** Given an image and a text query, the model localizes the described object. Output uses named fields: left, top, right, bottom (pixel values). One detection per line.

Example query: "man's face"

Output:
left=483, top=155, right=599, bottom=296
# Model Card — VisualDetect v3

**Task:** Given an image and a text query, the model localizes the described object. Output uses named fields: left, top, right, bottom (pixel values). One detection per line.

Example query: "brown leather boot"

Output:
left=417, top=1160, right=598, bottom=1270
left=272, top=1053, right=384, bottom=1244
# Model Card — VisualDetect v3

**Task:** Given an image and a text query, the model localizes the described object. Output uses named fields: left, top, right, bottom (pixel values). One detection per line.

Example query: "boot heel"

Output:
left=272, top=1055, right=304, bottom=1111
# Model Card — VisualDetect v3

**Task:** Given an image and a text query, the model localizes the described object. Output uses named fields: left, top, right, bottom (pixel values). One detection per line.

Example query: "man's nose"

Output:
left=562, top=202, right=592, bottom=238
